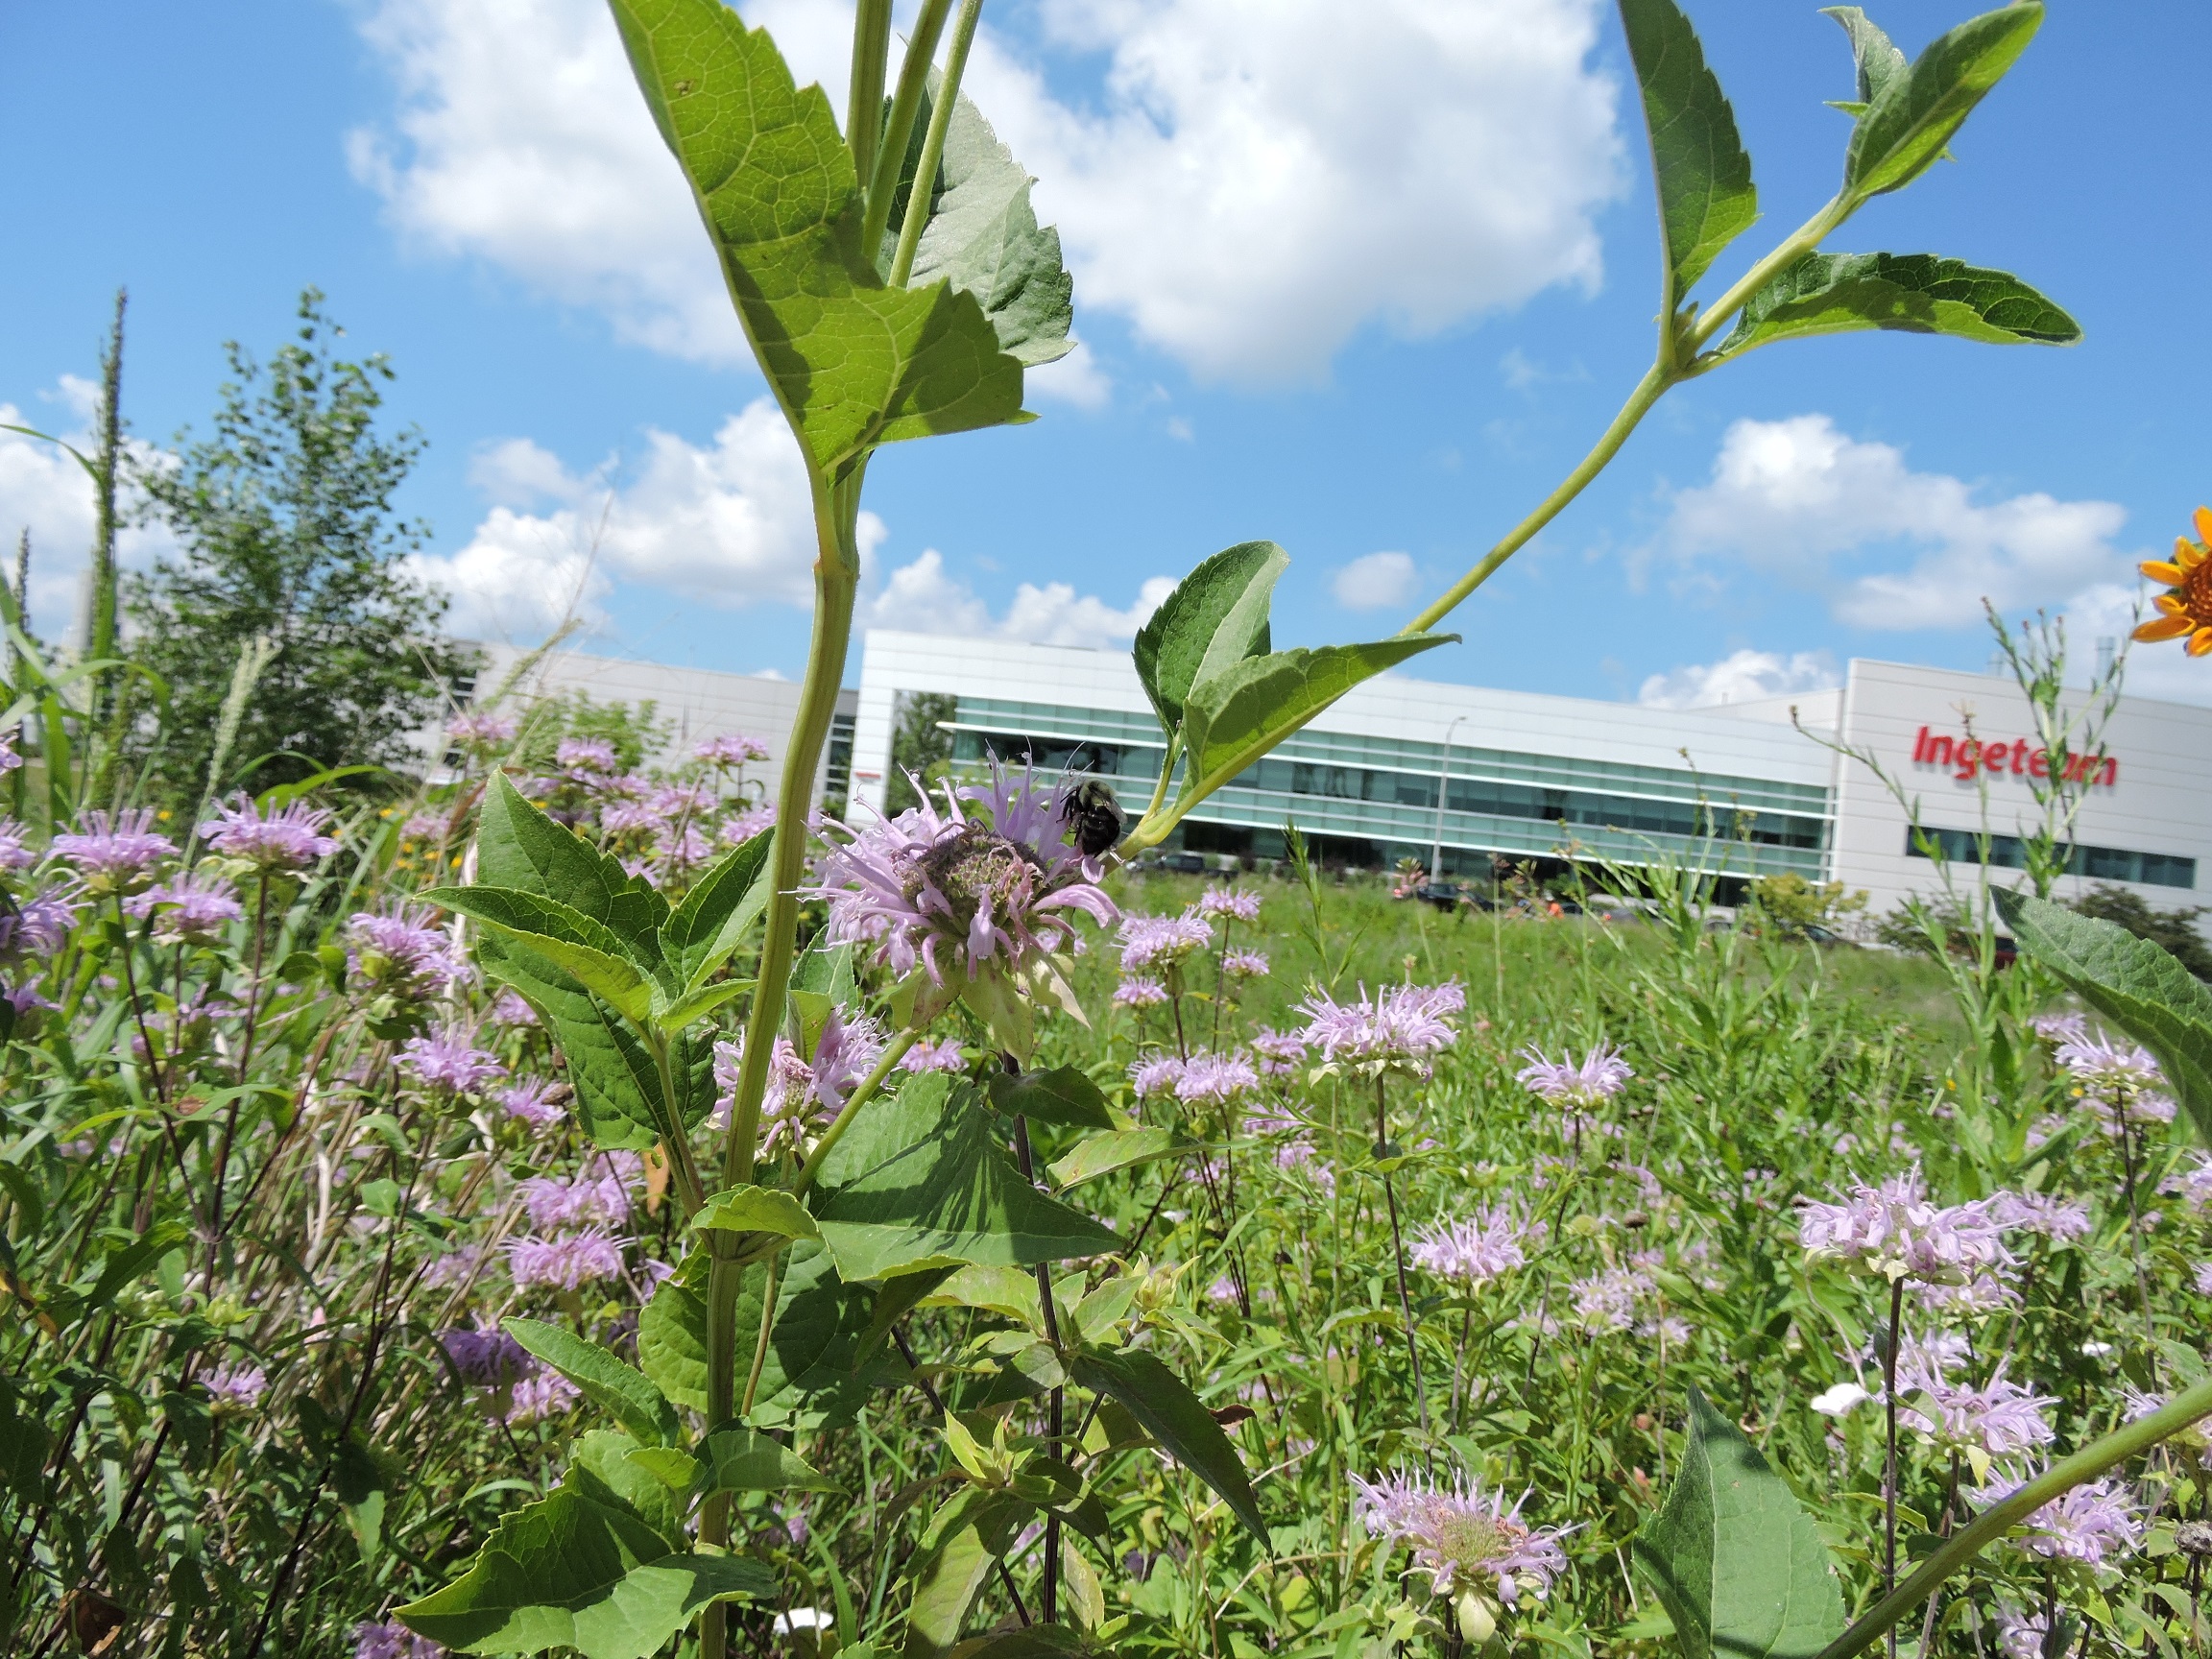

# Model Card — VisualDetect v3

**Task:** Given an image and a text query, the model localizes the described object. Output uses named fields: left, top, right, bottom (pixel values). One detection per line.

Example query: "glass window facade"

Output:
left=1905, top=827, right=2196, bottom=890
left=946, top=695, right=1832, bottom=878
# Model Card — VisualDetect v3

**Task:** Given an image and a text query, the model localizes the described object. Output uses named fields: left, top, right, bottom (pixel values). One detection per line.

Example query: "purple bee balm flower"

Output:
left=651, top=825, right=717, bottom=881
left=1895, top=1345, right=2056, bottom=1457
left=1350, top=1472, right=1569, bottom=1605
left=439, top=1325, right=528, bottom=1386
left=811, top=764, right=1118, bottom=1000
left=696, top=733, right=771, bottom=766
left=1968, top=1467, right=2142, bottom=1566
left=1220, top=949, right=1269, bottom=978
left=1299, top=981, right=1466, bottom=1078
left=0, top=734, right=18, bottom=774
left=3, top=982, right=53, bottom=1018
left=1516, top=1042, right=1632, bottom=1108
left=519, top=1153, right=637, bottom=1230
left=398, top=1027, right=505, bottom=1094
left=420, top=1243, right=491, bottom=1290
left=713, top=1010, right=886, bottom=1153
left=203, top=1361, right=268, bottom=1408
left=0, top=818, right=34, bottom=871
left=1796, top=1166, right=2014, bottom=1286
left=489, top=988, right=539, bottom=1027
left=599, top=800, right=660, bottom=836
left=401, top=811, right=450, bottom=843
left=347, top=904, right=469, bottom=998
left=902, top=1036, right=967, bottom=1074
left=721, top=804, right=777, bottom=845
left=507, top=1228, right=626, bottom=1291
left=1117, top=910, right=1213, bottom=971
left=1275, top=1139, right=1335, bottom=1194
left=202, top=793, right=343, bottom=870
left=1990, top=1190, right=2092, bottom=1241
left=1994, top=1605, right=2054, bottom=1659
left=556, top=736, right=619, bottom=774
left=1129, top=1053, right=1186, bottom=1100
left=125, top=871, right=244, bottom=946
left=505, top=1364, right=582, bottom=1428
left=650, top=781, right=717, bottom=821
left=1113, top=975, right=1168, bottom=1009
left=1569, top=1264, right=1654, bottom=1333
left=1410, top=1202, right=1547, bottom=1287
left=1248, top=1028, right=1309, bottom=1077
left=497, top=1076, right=564, bottom=1132
left=2029, top=1013, right=2086, bottom=1045
left=446, top=710, right=517, bottom=747
left=0, top=887, right=80, bottom=961
left=51, top=807, right=173, bottom=890
left=1196, top=887, right=1262, bottom=922
left=354, top=1618, right=446, bottom=1659
left=1175, top=1051, right=1261, bottom=1107
left=2054, top=1033, right=2163, bottom=1092
left=1913, top=1271, right=2021, bottom=1316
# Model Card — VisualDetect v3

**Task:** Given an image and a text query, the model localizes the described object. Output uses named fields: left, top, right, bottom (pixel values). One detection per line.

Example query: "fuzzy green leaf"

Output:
left=657, top=829, right=773, bottom=994
left=985, top=1067, right=1116, bottom=1131
left=902, top=1487, right=1036, bottom=1659
left=1618, top=0, right=1757, bottom=302
left=607, top=0, right=1024, bottom=477
left=425, top=885, right=653, bottom=1022
left=1844, top=3, right=2041, bottom=199
left=1047, top=1126, right=1190, bottom=1190
left=1632, top=1387, right=1844, bottom=1659
left=396, top=1486, right=771, bottom=1657
left=637, top=1275, right=711, bottom=1413
left=569, top=1430, right=691, bottom=1550
left=1132, top=541, right=1286, bottom=737
left=1995, top=889, right=2212, bottom=1148
left=696, top=1425, right=841, bottom=1495
left=1712, top=252, right=2080, bottom=360
left=1069, top=1345, right=1264, bottom=1539
left=475, top=771, right=667, bottom=965
left=1175, top=635, right=1457, bottom=817
left=811, top=1075, right=1120, bottom=1282
left=692, top=1184, right=820, bottom=1240
left=732, top=1239, right=883, bottom=1429
left=1821, top=7, right=1907, bottom=112
left=503, top=1318, right=683, bottom=1448
left=904, top=83, right=1074, bottom=367
left=476, top=936, right=659, bottom=1151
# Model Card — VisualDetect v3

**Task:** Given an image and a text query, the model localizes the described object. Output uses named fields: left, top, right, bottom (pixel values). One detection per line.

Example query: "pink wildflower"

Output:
left=1350, top=1473, right=1569, bottom=1604
left=201, top=793, right=342, bottom=870
left=1796, top=1166, right=2013, bottom=1285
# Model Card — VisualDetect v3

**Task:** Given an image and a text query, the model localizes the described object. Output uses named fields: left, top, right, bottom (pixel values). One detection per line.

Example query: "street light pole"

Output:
left=1430, top=715, right=1468, bottom=884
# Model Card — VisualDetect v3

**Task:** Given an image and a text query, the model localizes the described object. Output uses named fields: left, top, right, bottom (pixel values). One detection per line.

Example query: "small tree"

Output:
left=2069, top=882, right=2212, bottom=981
left=127, top=290, right=472, bottom=799
left=884, top=690, right=956, bottom=814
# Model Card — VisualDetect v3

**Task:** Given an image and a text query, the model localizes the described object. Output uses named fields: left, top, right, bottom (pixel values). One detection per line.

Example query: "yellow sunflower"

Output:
left=2135, top=505, right=2212, bottom=657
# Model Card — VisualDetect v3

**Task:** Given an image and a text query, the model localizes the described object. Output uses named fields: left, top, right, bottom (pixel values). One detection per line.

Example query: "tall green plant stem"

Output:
left=886, top=0, right=985, bottom=288
left=698, top=468, right=863, bottom=1659
left=859, top=0, right=954, bottom=258
left=1399, top=198, right=1848, bottom=639
left=1813, top=1376, right=2212, bottom=1659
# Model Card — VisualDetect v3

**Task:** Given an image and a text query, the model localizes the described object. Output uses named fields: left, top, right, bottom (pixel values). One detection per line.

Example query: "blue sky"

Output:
left=2, top=0, right=2206, bottom=709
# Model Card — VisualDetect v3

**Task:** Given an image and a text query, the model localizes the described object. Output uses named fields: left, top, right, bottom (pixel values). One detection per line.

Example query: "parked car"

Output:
left=1412, top=881, right=1462, bottom=911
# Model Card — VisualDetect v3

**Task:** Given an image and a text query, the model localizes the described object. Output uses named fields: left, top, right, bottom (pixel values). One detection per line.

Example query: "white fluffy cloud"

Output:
left=860, top=548, right=1172, bottom=648
left=1331, top=550, right=1418, bottom=612
left=349, top=0, right=1622, bottom=384
left=0, top=381, right=177, bottom=640
left=417, top=398, right=1169, bottom=646
left=1665, top=415, right=2131, bottom=631
left=1637, top=648, right=1840, bottom=709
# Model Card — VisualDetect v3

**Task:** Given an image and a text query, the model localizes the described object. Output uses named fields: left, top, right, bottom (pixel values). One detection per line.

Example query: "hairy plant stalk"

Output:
left=1011, top=1107, right=1062, bottom=1623
left=1376, top=1078, right=1431, bottom=1437
left=886, top=0, right=985, bottom=289
left=1885, top=1273, right=1904, bottom=1653
left=793, top=1027, right=920, bottom=1196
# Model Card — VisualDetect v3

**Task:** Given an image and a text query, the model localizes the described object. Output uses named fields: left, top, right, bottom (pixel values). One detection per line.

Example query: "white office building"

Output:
left=846, top=630, right=2211, bottom=926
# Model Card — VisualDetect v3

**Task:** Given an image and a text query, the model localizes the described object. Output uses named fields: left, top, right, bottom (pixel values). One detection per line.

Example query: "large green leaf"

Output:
left=1995, top=889, right=2212, bottom=1146
left=693, top=1184, right=820, bottom=1240
left=696, top=1425, right=841, bottom=1496
left=1047, top=1126, right=1190, bottom=1191
left=1131, top=541, right=1286, bottom=737
left=985, top=1067, right=1116, bottom=1131
left=425, top=885, right=654, bottom=1022
left=396, top=1485, right=771, bottom=1657
left=1068, top=1345, right=1264, bottom=1539
left=1820, top=7, right=1907, bottom=116
left=1632, top=1387, right=1844, bottom=1659
left=904, top=82, right=1074, bottom=367
left=902, top=1486, right=1036, bottom=1659
left=657, top=829, right=773, bottom=993
left=476, top=771, right=667, bottom=966
left=1618, top=0, right=1757, bottom=303
left=607, top=0, right=1024, bottom=478
left=477, top=934, right=659, bottom=1151
left=637, top=1275, right=710, bottom=1413
left=1711, top=252, right=2079, bottom=360
left=811, top=1076, right=1120, bottom=1282
left=570, top=1430, right=692, bottom=1549
left=734, top=1239, right=883, bottom=1429
left=504, top=1318, right=682, bottom=1448
left=1843, top=3, right=2042, bottom=200
left=1174, top=635, right=1457, bottom=815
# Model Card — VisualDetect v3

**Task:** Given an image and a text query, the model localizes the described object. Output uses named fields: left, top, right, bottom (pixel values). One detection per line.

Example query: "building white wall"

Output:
left=1827, top=659, right=2212, bottom=924
left=464, top=642, right=842, bottom=802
